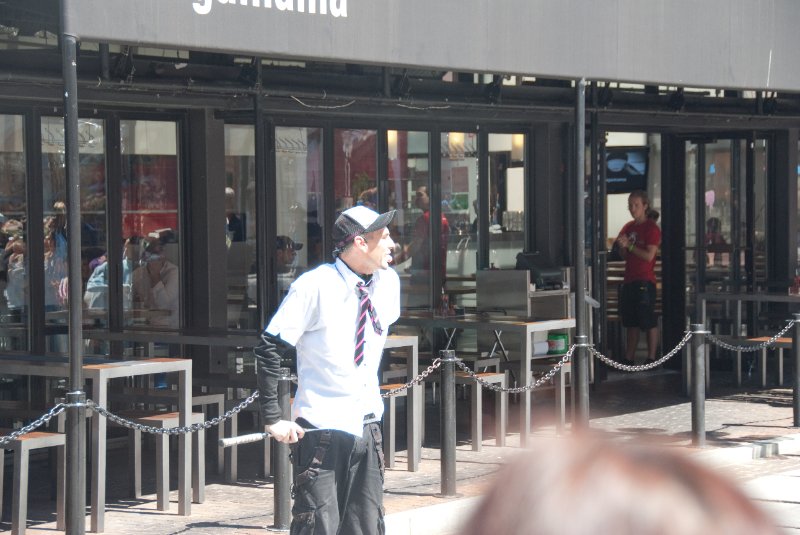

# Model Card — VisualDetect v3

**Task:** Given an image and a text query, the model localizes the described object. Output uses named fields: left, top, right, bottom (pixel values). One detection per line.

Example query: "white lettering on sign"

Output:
left=192, top=0, right=347, bottom=17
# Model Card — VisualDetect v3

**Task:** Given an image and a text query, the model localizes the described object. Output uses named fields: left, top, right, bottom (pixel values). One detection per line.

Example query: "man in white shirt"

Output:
left=255, top=205, right=399, bottom=535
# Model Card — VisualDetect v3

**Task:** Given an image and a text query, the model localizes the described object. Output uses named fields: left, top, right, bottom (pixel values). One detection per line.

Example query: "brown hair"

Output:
left=629, top=189, right=660, bottom=222
left=461, top=437, right=782, bottom=535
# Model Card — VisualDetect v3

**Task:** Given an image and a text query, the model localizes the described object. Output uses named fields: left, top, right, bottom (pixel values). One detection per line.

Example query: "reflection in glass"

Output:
left=334, top=129, right=376, bottom=216
left=275, top=127, right=324, bottom=303
left=0, top=115, right=27, bottom=351
left=387, top=131, right=430, bottom=311
left=442, top=131, right=478, bottom=308
left=120, top=120, right=180, bottom=331
left=224, top=124, right=258, bottom=329
left=488, top=133, right=526, bottom=269
left=41, top=116, right=107, bottom=353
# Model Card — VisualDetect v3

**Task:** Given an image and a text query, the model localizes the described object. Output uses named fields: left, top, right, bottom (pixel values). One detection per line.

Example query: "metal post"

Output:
left=574, top=78, right=590, bottom=425
left=793, top=314, right=800, bottom=426
left=690, top=324, right=707, bottom=447
left=439, top=350, right=457, bottom=497
left=270, top=368, right=292, bottom=531
left=61, top=2, right=87, bottom=532
left=65, top=391, right=86, bottom=533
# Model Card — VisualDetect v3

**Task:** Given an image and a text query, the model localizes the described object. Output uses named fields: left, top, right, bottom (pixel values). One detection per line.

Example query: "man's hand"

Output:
left=267, top=420, right=305, bottom=444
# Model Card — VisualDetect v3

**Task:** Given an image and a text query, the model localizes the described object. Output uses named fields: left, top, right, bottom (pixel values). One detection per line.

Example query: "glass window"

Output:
left=275, top=127, right=324, bottom=302
left=488, top=133, right=526, bottom=269
left=224, top=124, right=258, bottom=329
left=120, top=120, right=180, bottom=331
left=0, top=115, right=27, bottom=351
left=442, top=131, right=478, bottom=308
left=41, top=116, right=107, bottom=353
left=334, top=128, right=377, bottom=216
left=387, top=130, right=430, bottom=311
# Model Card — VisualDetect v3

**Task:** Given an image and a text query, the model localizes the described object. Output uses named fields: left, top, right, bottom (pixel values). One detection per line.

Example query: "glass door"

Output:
left=684, top=136, right=768, bottom=331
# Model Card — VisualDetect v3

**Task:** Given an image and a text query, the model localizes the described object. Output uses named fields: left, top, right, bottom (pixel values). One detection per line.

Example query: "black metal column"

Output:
left=270, top=368, right=293, bottom=531
left=690, top=325, right=707, bottom=447
left=61, top=2, right=87, bottom=532
left=438, top=350, right=457, bottom=497
left=574, top=79, right=589, bottom=425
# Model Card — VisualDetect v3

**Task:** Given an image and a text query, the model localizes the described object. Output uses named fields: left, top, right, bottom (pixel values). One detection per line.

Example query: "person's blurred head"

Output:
left=358, top=187, right=378, bottom=210
left=123, top=236, right=141, bottom=262
left=628, top=189, right=659, bottom=223
left=276, top=235, right=302, bottom=273
left=414, top=186, right=430, bottom=211
left=140, top=236, right=165, bottom=265
left=462, top=437, right=781, bottom=535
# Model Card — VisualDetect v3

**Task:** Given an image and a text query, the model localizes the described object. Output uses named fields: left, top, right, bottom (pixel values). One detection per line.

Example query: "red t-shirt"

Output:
left=619, top=218, right=661, bottom=283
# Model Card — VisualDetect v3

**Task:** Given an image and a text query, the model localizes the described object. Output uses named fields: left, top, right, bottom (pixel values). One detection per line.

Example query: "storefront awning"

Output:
left=63, top=0, right=800, bottom=92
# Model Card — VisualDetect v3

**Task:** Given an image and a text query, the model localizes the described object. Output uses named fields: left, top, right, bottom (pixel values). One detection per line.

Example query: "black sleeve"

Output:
left=253, top=330, right=297, bottom=426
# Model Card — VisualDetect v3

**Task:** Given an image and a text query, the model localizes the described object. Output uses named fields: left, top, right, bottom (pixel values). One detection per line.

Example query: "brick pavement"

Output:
left=7, top=365, right=800, bottom=534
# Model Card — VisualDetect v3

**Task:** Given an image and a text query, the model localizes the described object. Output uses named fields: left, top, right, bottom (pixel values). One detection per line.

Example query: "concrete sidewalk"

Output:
left=8, top=367, right=800, bottom=534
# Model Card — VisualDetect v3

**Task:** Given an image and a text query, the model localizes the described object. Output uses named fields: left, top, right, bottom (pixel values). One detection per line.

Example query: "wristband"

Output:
left=627, top=243, right=634, bottom=252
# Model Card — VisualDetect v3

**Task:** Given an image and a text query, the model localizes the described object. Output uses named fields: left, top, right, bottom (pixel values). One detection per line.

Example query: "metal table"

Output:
left=396, top=314, right=575, bottom=446
left=0, top=356, right=193, bottom=533
left=382, top=334, right=420, bottom=471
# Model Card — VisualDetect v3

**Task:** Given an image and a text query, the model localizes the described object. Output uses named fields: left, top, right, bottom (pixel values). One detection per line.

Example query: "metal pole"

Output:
left=574, top=78, right=590, bottom=426
left=270, top=368, right=293, bottom=531
left=61, top=1, right=87, bottom=532
left=439, top=350, right=457, bottom=497
left=690, top=324, right=707, bottom=447
left=793, top=314, right=800, bottom=426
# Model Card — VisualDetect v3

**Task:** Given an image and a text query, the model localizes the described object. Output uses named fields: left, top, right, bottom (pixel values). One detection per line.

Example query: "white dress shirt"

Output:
left=266, top=257, right=400, bottom=437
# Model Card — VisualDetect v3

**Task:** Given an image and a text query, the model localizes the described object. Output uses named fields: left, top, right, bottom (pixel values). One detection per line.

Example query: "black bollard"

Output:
left=65, top=390, right=87, bottom=535
left=439, top=350, right=458, bottom=497
left=793, top=314, right=800, bottom=427
left=690, top=324, right=707, bottom=447
left=270, top=368, right=293, bottom=531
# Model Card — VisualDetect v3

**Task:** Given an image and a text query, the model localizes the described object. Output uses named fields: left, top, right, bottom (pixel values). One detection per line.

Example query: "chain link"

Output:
left=454, top=346, right=575, bottom=394
left=86, top=390, right=261, bottom=436
left=0, top=403, right=68, bottom=447
left=380, top=358, right=443, bottom=398
left=706, top=320, right=796, bottom=353
left=590, top=330, right=693, bottom=372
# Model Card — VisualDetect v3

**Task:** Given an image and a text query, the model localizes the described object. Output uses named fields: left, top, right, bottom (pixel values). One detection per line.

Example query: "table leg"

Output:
left=178, top=367, right=192, bottom=516
left=407, top=340, right=420, bottom=472
left=760, top=347, right=767, bottom=388
left=554, top=366, right=566, bottom=433
left=91, top=379, right=106, bottom=533
left=520, top=337, right=532, bottom=446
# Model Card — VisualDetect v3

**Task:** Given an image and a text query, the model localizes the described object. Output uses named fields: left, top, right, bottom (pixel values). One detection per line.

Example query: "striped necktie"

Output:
left=355, top=280, right=382, bottom=367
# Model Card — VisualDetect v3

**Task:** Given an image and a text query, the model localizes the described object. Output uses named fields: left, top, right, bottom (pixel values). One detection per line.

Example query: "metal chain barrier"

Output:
left=590, top=330, right=693, bottom=372
left=0, top=402, right=69, bottom=447
left=455, top=345, right=575, bottom=394
left=87, top=390, right=260, bottom=436
left=1, top=360, right=448, bottom=441
left=381, top=358, right=443, bottom=398
left=706, top=319, right=796, bottom=353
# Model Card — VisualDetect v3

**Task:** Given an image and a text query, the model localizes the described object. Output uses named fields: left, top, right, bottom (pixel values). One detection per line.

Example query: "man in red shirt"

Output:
left=616, top=190, right=661, bottom=365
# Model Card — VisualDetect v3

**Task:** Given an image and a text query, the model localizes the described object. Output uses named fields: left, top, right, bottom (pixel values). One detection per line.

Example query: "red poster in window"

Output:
left=122, top=156, right=179, bottom=239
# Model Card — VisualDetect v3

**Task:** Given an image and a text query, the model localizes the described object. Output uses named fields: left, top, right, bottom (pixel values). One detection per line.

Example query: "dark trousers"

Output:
left=290, top=421, right=385, bottom=535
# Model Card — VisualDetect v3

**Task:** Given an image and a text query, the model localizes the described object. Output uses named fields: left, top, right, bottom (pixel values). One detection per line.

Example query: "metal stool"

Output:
left=119, top=411, right=205, bottom=510
left=0, top=430, right=65, bottom=535
left=455, top=370, right=508, bottom=451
